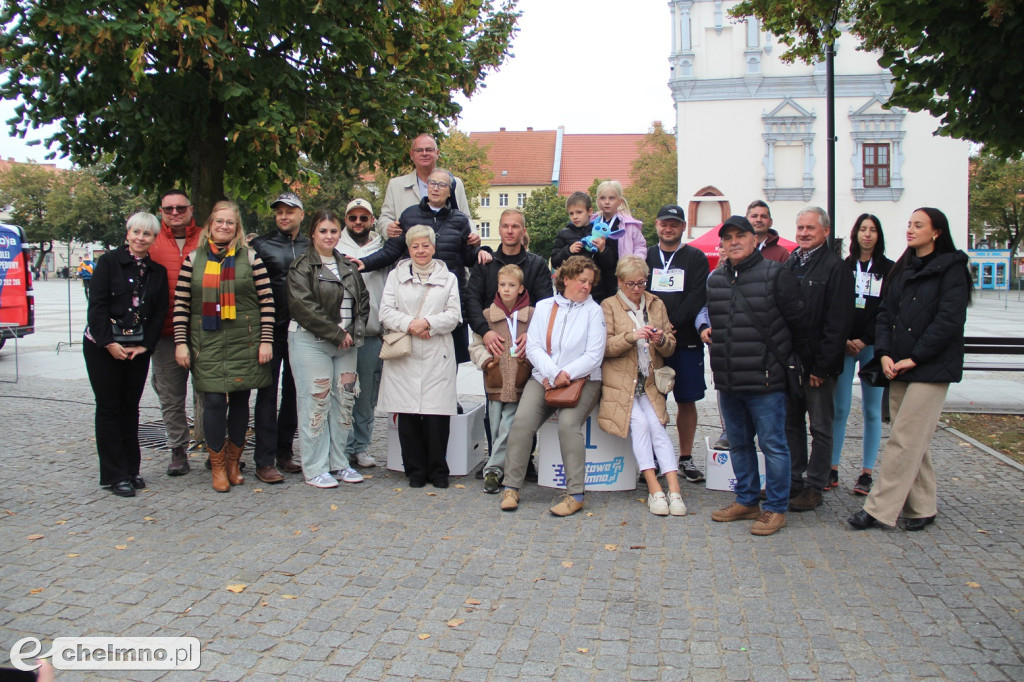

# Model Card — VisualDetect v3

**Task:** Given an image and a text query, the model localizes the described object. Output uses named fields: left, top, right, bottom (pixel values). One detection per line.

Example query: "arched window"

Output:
left=688, top=186, right=730, bottom=236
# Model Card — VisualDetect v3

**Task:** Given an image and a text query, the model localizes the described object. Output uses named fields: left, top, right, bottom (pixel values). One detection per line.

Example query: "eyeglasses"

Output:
left=212, top=218, right=237, bottom=227
left=622, top=280, right=646, bottom=290
left=412, top=147, right=438, bottom=154
left=347, top=214, right=372, bottom=223
left=427, top=180, right=449, bottom=189
left=160, top=205, right=191, bottom=214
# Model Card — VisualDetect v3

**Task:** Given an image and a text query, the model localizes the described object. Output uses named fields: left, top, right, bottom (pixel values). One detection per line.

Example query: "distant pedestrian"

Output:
left=77, top=256, right=95, bottom=300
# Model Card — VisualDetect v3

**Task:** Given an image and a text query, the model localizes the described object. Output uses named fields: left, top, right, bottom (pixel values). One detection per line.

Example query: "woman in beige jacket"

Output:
left=599, top=256, right=686, bottom=516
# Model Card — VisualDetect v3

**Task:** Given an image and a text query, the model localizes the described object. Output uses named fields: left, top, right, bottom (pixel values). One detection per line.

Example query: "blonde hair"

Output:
left=596, top=180, right=631, bottom=216
left=201, top=201, right=245, bottom=251
left=405, top=224, right=436, bottom=245
left=497, top=263, right=524, bottom=285
left=615, top=255, right=649, bottom=281
left=126, top=211, right=160, bottom=238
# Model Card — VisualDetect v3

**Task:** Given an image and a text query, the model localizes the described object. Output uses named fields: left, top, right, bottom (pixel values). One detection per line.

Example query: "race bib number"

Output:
left=651, top=268, right=685, bottom=293
left=855, top=272, right=883, bottom=298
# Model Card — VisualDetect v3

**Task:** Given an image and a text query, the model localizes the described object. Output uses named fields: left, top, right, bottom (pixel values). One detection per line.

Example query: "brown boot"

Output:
left=276, top=452, right=302, bottom=473
left=208, top=445, right=230, bottom=493
left=166, top=446, right=190, bottom=476
left=225, top=441, right=245, bottom=486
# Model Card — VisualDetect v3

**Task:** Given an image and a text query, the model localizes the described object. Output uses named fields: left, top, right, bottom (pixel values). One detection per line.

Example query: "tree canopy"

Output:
left=0, top=0, right=520, bottom=219
left=439, top=129, right=492, bottom=220
left=628, top=122, right=677, bottom=244
left=731, top=0, right=1024, bottom=155
left=521, top=185, right=566, bottom=264
left=969, top=153, right=1024, bottom=262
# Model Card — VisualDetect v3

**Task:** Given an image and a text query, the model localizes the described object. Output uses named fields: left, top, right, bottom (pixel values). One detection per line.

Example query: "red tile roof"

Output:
left=557, top=134, right=646, bottom=196
left=469, top=129, right=558, bottom=186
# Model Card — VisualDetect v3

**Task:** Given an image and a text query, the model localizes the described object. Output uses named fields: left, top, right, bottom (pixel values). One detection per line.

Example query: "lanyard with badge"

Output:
left=505, top=314, right=519, bottom=357
left=854, top=259, right=883, bottom=308
left=651, top=248, right=685, bottom=293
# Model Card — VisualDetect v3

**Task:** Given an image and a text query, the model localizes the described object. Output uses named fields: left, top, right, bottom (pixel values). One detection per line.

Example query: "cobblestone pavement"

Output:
left=1, top=371, right=1023, bottom=681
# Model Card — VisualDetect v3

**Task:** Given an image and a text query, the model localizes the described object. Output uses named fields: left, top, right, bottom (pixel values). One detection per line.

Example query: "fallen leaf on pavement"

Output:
left=309, top=526, right=319, bottom=532
left=27, top=534, right=44, bottom=541
left=67, top=553, right=80, bottom=558
left=418, top=633, right=430, bottom=640
left=55, top=520, right=67, bottom=525
left=330, top=504, right=338, bottom=511
left=441, top=536, right=451, bottom=540
left=363, top=475, right=373, bottom=479
left=226, top=584, right=246, bottom=593
left=966, top=581, right=981, bottom=588
left=453, top=484, right=465, bottom=489
left=630, top=545, right=646, bottom=550
left=143, top=516, right=155, bottom=521
left=426, top=492, right=437, bottom=496
left=977, top=529, right=990, bottom=534
left=394, top=488, right=403, bottom=492
left=253, top=488, right=264, bottom=492
left=447, top=618, right=465, bottom=627
left=465, top=598, right=481, bottom=605
left=5, top=510, right=15, bottom=516
left=562, top=561, right=573, bottom=568
left=604, top=544, right=618, bottom=551
left=577, top=647, right=589, bottom=653
left=585, top=512, right=594, bottom=517
left=282, top=595, right=298, bottom=599
left=620, top=521, right=628, bottom=526
left=293, top=530, right=301, bottom=535
left=114, top=545, right=127, bottom=550
left=30, top=588, right=44, bottom=594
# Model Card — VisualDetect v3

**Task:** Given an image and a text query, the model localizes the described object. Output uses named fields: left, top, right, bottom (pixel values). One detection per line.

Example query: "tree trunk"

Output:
left=189, top=98, right=228, bottom=224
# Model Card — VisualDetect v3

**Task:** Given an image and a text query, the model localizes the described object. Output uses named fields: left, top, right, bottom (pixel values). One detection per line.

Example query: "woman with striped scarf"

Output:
left=173, top=201, right=275, bottom=492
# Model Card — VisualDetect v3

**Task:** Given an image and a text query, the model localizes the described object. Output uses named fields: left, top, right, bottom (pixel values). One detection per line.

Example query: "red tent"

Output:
left=685, top=226, right=797, bottom=269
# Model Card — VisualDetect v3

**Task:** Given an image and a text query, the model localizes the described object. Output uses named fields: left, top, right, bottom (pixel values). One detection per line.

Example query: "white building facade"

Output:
left=669, top=0, right=970, bottom=254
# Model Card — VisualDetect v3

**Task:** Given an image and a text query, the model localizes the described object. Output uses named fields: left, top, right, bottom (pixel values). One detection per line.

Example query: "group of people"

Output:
left=83, top=132, right=971, bottom=539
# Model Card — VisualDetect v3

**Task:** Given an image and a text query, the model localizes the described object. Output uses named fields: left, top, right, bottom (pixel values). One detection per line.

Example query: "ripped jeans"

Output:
left=288, top=326, right=359, bottom=480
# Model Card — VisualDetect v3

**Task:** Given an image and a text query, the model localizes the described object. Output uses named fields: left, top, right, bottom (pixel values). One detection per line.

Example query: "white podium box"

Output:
left=537, top=408, right=637, bottom=491
left=705, top=436, right=766, bottom=492
left=386, top=402, right=486, bottom=476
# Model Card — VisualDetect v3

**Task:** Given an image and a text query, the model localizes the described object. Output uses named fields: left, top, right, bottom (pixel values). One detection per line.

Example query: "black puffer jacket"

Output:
left=874, top=250, right=970, bottom=383
left=707, top=250, right=807, bottom=393
left=250, top=229, right=310, bottom=330
left=465, top=248, right=553, bottom=338
left=359, top=197, right=477, bottom=290
left=784, top=246, right=855, bottom=377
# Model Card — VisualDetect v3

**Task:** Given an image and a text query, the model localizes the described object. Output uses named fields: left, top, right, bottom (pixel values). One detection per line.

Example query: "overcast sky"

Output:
left=0, top=0, right=675, bottom=166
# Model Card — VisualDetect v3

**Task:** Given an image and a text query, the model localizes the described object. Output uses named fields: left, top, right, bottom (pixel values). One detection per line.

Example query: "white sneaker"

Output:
left=647, top=492, right=669, bottom=516
left=332, top=467, right=364, bottom=484
left=355, top=452, right=376, bottom=468
left=306, top=472, right=339, bottom=488
left=669, top=492, right=687, bottom=516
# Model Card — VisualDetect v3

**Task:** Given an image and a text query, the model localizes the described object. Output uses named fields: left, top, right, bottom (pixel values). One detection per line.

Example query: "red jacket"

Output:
left=150, top=219, right=202, bottom=337
left=760, top=230, right=792, bottom=264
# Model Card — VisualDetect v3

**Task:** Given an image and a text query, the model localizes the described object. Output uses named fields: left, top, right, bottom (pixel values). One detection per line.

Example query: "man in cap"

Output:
left=703, top=216, right=807, bottom=536
left=645, top=205, right=709, bottom=482
left=249, top=192, right=311, bottom=482
left=336, top=198, right=388, bottom=468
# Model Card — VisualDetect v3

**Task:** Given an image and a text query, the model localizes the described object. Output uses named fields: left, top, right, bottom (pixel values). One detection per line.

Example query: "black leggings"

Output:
left=203, top=391, right=251, bottom=452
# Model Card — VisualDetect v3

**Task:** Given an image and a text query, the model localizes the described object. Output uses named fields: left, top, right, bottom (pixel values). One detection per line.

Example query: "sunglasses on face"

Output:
left=160, top=205, right=191, bottom=214
left=347, top=215, right=372, bottom=223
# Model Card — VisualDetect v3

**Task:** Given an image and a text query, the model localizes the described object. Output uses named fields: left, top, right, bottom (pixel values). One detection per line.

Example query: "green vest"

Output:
left=188, top=246, right=271, bottom=394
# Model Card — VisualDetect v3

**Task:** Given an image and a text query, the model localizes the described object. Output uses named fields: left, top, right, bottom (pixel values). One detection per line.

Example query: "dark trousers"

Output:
left=787, top=376, right=837, bottom=490
left=253, top=329, right=298, bottom=466
left=397, top=413, right=451, bottom=483
left=83, top=338, right=150, bottom=485
left=204, top=391, right=251, bottom=452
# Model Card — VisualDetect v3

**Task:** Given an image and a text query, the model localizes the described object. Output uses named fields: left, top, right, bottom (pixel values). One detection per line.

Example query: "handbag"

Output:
left=541, top=301, right=588, bottom=408
left=111, top=319, right=144, bottom=344
left=653, top=365, right=676, bottom=394
left=378, top=284, right=431, bottom=361
left=732, top=281, right=805, bottom=401
left=858, top=356, right=888, bottom=387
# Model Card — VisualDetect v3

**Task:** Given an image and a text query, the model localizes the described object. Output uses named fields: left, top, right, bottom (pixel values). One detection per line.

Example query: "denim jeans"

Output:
left=720, top=390, right=791, bottom=513
left=346, top=334, right=383, bottom=458
left=787, top=375, right=837, bottom=490
left=832, top=345, right=882, bottom=470
left=288, top=327, right=359, bottom=479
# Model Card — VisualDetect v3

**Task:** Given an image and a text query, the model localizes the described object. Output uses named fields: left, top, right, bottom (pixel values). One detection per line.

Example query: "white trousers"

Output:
left=630, top=394, right=678, bottom=474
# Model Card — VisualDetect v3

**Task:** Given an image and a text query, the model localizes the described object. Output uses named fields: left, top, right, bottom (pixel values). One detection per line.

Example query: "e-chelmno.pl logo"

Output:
left=9, top=637, right=200, bottom=671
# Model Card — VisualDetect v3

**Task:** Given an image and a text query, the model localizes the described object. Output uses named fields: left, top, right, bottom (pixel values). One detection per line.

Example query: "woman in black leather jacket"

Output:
left=849, top=207, right=972, bottom=532
left=83, top=212, right=168, bottom=497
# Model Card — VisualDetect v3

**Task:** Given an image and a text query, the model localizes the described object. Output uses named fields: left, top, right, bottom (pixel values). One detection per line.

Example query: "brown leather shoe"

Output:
left=711, top=502, right=761, bottom=522
left=208, top=445, right=230, bottom=493
left=788, top=487, right=823, bottom=512
left=276, top=454, right=302, bottom=473
left=256, top=465, right=284, bottom=484
left=166, top=446, right=190, bottom=476
left=549, top=494, right=584, bottom=517
left=225, top=441, right=245, bottom=486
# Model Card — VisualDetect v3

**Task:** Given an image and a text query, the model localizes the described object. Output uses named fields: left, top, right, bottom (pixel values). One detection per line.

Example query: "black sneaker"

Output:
left=483, top=470, right=502, bottom=494
left=853, top=473, right=873, bottom=496
left=824, top=469, right=839, bottom=491
left=525, top=457, right=538, bottom=483
left=680, top=458, right=705, bottom=483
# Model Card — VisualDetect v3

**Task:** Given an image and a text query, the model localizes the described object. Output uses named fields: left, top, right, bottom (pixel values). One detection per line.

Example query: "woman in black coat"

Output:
left=848, top=207, right=972, bottom=532
left=83, top=212, right=169, bottom=497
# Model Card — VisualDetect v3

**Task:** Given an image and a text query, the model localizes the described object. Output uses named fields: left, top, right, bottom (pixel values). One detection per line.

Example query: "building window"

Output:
left=761, top=98, right=816, bottom=201
left=479, top=222, right=490, bottom=239
left=517, top=192, right=527, bottom=207
left=687, top=186, right=730, bottom=236
left=480, top=195, right=490, bottom=207
left=498, top=193, right=508, bottom=207
left=850, top=97, right=905, bottom=201
left=863, top=144, right=890, bottom=188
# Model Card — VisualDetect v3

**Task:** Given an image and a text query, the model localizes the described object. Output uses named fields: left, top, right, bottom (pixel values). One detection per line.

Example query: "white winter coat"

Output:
left=377, top=258, right=462, bottom=416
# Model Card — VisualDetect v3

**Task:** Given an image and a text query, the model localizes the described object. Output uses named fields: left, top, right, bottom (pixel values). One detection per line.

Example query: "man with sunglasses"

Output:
left=150, top=189, right=204, bottom=476
left=377, top=133, right=478, bottom=245
left=249, top=192, right=310, bottom=482
left=645, top=205, right=710, bottom=483
left=335, top=198, right=387, bottom=468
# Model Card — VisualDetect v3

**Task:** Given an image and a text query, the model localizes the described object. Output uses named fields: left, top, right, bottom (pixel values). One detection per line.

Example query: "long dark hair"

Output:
left=887, top=207, right=973, bottom=305
left=308, top=209, right=342, bottom=236
left=848, top=213, right=884, bottom=262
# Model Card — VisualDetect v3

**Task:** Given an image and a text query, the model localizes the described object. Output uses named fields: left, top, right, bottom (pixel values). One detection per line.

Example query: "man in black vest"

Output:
left=703, top=216, right=806, bottom=536
left=250, top=192, right=310, bottom=482
left=784, top=206, right=855, bottom=511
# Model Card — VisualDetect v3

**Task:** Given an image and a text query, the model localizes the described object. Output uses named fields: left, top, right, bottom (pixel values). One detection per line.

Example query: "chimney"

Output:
left=500, top=127, right=506, bottom=132
left=527, top=127, right=533, bottom=132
